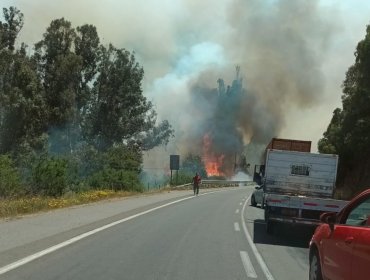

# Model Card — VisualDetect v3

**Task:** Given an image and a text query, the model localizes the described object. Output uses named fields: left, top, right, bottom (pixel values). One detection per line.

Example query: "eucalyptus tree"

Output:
left=86, top=44, right=173, bottom=151
left=0, top=7, right=47, bottom=156
left=319, top=24, right=370, bottom=192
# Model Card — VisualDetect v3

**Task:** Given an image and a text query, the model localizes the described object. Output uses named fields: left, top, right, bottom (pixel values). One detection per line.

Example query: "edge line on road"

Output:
left=0, top=190, right=224, bottom=276
left=241, top=195, right=275, bottom=280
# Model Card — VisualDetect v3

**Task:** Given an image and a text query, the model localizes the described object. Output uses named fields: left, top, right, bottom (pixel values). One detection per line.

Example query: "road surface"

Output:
left=0, top=186, right=311, bottom=279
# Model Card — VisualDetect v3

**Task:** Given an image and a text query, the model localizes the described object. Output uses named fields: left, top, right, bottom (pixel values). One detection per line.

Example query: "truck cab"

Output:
left=251, top=165, right=266, bottom=207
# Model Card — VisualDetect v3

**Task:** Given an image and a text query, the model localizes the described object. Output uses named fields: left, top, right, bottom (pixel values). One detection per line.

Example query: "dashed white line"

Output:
left=240, top=251, right=257, bottom=278
left=241, top=195, right=275, bottom=280
left=235, top=209, right=240, bottom=214
left=239, top=202, right=243, bottom=206
left=234, top=222, right=240, bottom=231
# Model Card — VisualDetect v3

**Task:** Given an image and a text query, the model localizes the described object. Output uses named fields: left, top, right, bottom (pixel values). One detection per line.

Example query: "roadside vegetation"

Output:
left=318, top=24, right=370, bottom=197
left=0, top=6, right=176, bottom=217
left=0, top=190, right=139, bottom=218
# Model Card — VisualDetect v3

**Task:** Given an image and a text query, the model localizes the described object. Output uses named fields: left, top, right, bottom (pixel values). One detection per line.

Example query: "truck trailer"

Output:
left=263, top=149, right=348, bottom=234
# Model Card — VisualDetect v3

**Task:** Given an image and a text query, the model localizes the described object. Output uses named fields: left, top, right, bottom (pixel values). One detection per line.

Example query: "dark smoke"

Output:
left=6, top=0, right=355, bottom=179
left=156, top=0, right=339, bottom=175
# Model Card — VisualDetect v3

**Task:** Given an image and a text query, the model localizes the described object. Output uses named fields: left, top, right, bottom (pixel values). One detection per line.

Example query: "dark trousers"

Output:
left=193, top=184, right=199, bottom=195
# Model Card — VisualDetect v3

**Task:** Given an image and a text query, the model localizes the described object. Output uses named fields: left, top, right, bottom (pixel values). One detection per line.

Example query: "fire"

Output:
left=202, top=133, right=225, bottom=177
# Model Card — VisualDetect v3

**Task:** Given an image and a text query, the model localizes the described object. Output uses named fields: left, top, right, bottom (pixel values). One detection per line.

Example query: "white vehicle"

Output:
left=251, top=185, right=265, bottom=208
left=263, top=149, right=348, bottom=234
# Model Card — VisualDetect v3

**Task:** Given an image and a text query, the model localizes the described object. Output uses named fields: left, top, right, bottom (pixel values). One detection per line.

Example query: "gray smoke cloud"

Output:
left=147, top=0, right=340, bottom=176
left=3, top=0, right=369, bottom=179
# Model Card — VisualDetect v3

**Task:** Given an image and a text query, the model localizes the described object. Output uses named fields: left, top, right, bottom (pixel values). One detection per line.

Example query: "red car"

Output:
left=309, top=188, right=370, bottom=280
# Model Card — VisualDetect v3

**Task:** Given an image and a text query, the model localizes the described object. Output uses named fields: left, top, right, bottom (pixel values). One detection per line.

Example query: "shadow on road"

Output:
left=252, top=219, right=314, bottom=248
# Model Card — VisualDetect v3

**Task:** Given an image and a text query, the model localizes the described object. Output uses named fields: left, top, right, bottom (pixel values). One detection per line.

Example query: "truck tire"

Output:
left=251, top=195, right=257, bottom=207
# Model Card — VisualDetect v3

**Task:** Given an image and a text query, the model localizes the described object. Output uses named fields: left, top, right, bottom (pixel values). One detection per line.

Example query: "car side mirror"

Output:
left=320, top=212, right=336, bottom=231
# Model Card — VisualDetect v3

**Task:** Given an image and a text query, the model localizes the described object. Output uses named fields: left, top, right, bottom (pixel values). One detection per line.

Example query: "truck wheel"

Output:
left=266, top=220, right=274, bottom=235
left=251, top=195, right=257, bottom=207
left=309, top=250, right=323, bottom=280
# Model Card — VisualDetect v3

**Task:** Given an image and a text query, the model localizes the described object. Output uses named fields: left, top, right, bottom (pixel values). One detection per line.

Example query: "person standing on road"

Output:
left=192, top=172, right=202, bottom=195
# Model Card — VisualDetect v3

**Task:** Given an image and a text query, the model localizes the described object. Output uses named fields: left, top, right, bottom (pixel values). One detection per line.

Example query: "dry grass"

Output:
left=0, top=190, right=143, bottom=219
left=0, top=184, right=233, bottom=219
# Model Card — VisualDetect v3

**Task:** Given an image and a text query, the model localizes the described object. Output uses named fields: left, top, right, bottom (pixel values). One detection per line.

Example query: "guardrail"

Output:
left=172, top=180, right=254, bottom=188
left=202, top=180, right=254, bottom=186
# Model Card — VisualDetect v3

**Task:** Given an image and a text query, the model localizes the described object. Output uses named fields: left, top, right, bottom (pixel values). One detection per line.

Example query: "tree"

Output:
left=0, top=7, right=47, bottom=156
left=74, top=24, right=100, bottom=111
left=0, top=7, right=23, bottom=51
left=85, top=44, right=173, bottom=151
left=34, top=18, right=84, bottom=154
left=0, top=45, right=48, bottom=155
left=318, top=108, right=343, bottom=155
left=319, top=24, right=370, bottom=194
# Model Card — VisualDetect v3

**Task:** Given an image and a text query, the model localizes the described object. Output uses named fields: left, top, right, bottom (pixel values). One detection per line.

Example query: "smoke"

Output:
left=146, top=0, right=340, bottom=176
left=3, top=0, right=368, bottom=179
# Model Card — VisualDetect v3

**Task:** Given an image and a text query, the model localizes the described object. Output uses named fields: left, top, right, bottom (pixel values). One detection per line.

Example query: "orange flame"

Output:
left=202, top=133, right=225, bottom=176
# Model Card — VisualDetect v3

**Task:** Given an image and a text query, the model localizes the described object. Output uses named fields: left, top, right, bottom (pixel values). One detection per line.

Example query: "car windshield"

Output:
left=345, top=197, right=370, bottom=226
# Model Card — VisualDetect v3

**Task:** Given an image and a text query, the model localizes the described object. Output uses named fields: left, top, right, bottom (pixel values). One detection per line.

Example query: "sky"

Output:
left=1, top=0, right=370, bottom=174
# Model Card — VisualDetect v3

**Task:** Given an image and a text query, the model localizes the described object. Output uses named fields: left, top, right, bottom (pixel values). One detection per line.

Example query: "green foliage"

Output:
left=31, top=156, right=69, bottom=197
left=0, top=46, right=48, bottom=155
left=88, top=145, right=143, bottom=191
left=319, top=24, right=370, bottom=193
left=85, top=44, right=173, bottom=151
left=171, top=171, right=193, bottom=185
left=0, top=155, right=22, bottom=197
left=89, top=169, right=142, bottom=192
left=0, top=7, right=23, bottom=51
left=0, top=7, right=173, bottom=198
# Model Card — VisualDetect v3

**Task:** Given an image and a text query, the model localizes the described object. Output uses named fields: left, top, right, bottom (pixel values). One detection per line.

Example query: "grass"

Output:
left=0, top=183, right=241, bottom=219
left=0, top=189, right=146, bottom=219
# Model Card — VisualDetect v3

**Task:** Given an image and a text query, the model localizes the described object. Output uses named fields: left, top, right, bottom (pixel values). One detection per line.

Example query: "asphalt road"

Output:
left=0, top=186, right=311, bottom=280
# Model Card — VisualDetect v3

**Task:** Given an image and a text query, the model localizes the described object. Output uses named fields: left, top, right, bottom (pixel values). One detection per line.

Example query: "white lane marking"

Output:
left=0, top=190, right=222, bottom=276
left=239, top=202, right=243, bottom=206
left=235, top=209, right=240, bottom=214
left=234, top=222, right=240, bottom=231
left=240, top=251, right=257, bottom=278
left=241, top=195, right=275, bottom=280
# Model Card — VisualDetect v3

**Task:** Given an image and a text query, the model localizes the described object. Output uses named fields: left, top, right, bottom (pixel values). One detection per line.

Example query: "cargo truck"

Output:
left=251, top=138, right=312, bottom=206
left=263, top=149, right=348, bottom=234
left=252, top=138, right=311, bottom=185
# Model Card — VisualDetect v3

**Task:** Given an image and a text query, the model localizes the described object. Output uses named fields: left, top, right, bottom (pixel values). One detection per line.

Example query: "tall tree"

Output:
left=34, top=18, right=83, bottom=153
left=0, top=44, right=48, bottom=155
left=0, top=7, right=23, bottom=51
left=74, top=24, right=100, bottom=111
left=34, top=18, right=81, bottom=127
left=86, top=44, right=173, bottom=151
left=319, top=24, right=370, bottom=193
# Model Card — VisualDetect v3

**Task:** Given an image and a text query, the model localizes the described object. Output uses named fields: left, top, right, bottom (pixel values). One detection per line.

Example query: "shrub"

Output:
left=31, top=156, right=69, bottom=197
left=170, top=171, right=193, bottom=186
left=89, top=168, right=142, bottom=191
left=0, top=155, right=22, bottom=198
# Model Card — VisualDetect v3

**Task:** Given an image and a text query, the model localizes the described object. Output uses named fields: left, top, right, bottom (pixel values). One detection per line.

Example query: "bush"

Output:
left=170, top=171, right=193, bottom=186
left=31, top=156, right=69, bottom=197
left=89, top=168, right=142, bottom=191
left=0, top=155, right=22, bottom=198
